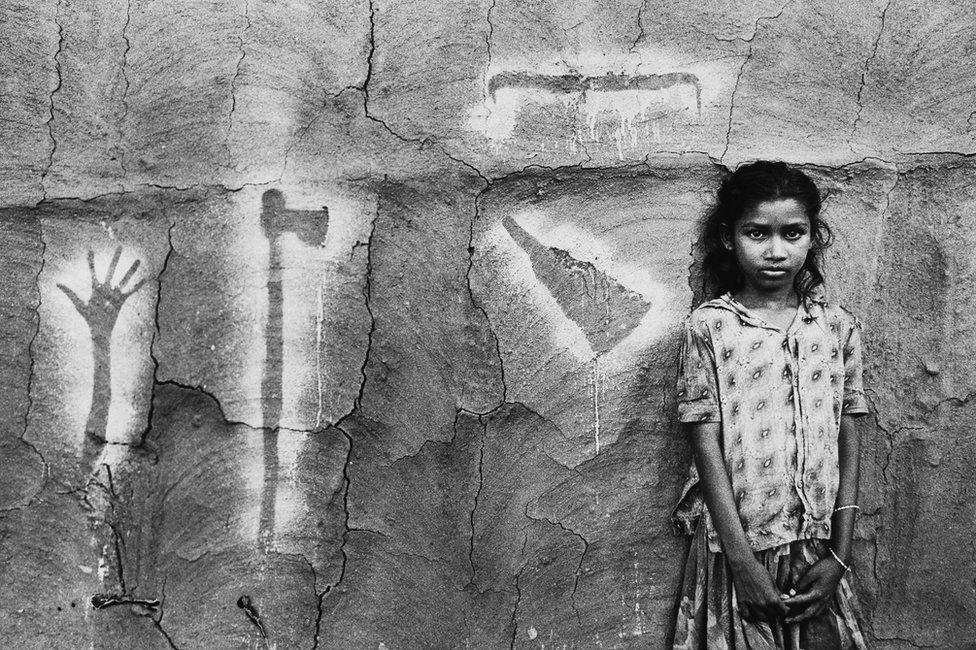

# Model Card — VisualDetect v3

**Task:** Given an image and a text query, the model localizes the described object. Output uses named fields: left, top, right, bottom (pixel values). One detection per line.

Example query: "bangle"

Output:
left=828, top=547, right=851, bottom=572
left=833, top=504, right=860, bottom=513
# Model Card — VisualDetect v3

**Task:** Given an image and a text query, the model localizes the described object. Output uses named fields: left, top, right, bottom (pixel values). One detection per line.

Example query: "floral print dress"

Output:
left=672, top=293, right=870, bottom=649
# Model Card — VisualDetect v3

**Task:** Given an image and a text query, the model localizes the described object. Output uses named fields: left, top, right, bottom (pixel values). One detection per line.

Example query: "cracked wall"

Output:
left=1, top=1, right=974, bottom=648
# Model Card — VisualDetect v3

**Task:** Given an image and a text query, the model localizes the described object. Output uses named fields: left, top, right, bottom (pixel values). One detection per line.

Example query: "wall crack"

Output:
left=468, top=184, right=508, bottom=404
left=523, top=505, right=589, bottom=629
left=850, top=0, right=892, bottom=151
left=40, top=0, right=65, bottom=198
left=629, top=0, right=648, bottom=52
left=507, top=531, right=529, bottom=649
left=228, top=0, right=251, bottom=138
left=720, top=0, right=793, bottom=161
left=311, top=424, right=353, bottom=650
left=14, top=219, right=52, bottom=510
left=118, top=0, right=132, bottom=180
left=467, top=415, right=486, bottom=586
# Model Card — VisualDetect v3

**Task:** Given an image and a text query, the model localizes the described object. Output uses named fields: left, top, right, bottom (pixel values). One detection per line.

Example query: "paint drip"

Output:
left=591, top=357, right=602, bottom=454
left=315, top=284, right=324, bottom=430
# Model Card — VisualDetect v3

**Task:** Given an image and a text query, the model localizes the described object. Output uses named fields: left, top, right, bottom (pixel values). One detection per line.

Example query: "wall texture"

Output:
left=1, top=1, right=974, bottom=648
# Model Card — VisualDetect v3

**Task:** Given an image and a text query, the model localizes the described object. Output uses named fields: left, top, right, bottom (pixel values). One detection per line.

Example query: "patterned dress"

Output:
left=671, top=292, right=870, bottom=649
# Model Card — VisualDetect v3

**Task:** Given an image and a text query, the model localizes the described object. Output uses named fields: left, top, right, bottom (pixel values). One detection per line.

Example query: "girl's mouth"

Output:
left=759, top=268, right=789, bottom=278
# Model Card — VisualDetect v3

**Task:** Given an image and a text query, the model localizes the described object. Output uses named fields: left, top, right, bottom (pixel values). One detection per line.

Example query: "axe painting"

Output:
left=258, top=189, right=329, bottom=545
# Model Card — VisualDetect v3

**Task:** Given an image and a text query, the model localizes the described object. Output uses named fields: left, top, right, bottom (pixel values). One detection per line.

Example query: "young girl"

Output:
left=671, top=161, right=869, bottom=649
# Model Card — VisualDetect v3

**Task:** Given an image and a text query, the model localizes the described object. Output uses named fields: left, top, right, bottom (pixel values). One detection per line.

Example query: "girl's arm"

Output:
left=830, top=413, right=861, bottom=563
left=690, top=421, right=790, bottom=621
left=784, top=413, right=861, bottom=622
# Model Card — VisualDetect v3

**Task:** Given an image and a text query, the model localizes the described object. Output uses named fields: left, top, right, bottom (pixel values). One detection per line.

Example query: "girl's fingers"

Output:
left=785, top=597, right=829, bottom=624
left=737, top=603, right=754, bottom=621
left=741, top=601, right=767, bottom=622
left=793, top=571, right=814, bottom=593
left=782, top=589, right=820, bottom=605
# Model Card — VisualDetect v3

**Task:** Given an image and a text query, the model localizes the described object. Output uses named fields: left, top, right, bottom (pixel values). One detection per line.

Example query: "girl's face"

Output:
left=722, top=198, right=812, bottom=294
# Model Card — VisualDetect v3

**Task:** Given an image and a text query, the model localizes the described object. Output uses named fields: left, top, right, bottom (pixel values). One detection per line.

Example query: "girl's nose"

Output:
left=765, top=237, right=787, bottom=260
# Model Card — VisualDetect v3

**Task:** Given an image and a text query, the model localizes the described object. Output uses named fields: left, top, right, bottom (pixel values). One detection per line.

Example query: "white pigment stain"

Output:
left=504, top=211, right=674, bottom=371
left=315, top=283, right=324, bottom=429
left=591, top=358, right=602, bottom=454
left=46, top=244, right=156, bottom=448
left=489, top=220, right=594, bottom=362
left=273, top=430, right=308, bottom=538
left=97, top=548, right=109, bottom=583
left=240, top=428, right=264, bottom=542
left=583, top=84, right=699, bottom=158
left=466, top=50, right=737, bottom=155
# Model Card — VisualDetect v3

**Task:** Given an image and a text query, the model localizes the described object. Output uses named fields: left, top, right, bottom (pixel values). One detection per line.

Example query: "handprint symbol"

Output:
left=57, top=246, right=148, bottom=466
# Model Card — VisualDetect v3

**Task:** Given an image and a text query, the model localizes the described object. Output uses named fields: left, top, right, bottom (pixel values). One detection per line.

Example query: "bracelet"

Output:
left=833, top=504, right=860, bottom=513
left=828, top=547, right=851, bottom=572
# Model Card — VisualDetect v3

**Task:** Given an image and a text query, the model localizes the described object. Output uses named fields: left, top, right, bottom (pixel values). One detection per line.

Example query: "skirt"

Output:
left=672, top=525, right=869, bottom=649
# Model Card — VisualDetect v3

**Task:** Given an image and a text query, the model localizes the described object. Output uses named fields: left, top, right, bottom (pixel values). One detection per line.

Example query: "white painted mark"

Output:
left=97, top=546, right=109, bottom=583
left=273, top=430, right=308, bottom=541
left=583, top=85, right=696, bottom=158
left=492, top=212, right=674, bottom=372
left=591, top=358, right=601, bottom=454
left=466, top=49, right=744, bottom=158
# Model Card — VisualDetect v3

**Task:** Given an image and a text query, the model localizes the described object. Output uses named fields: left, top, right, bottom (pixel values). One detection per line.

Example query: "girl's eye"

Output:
left=746, top=230, right=765, bottom=240
left=785, top=229, right=807, bottom=240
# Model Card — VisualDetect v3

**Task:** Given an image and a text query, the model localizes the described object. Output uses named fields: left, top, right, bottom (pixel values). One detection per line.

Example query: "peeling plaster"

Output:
left=5, top=3, right=976, bottom=646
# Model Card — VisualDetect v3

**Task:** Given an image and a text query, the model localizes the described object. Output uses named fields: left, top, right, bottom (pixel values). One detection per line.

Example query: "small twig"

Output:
left=237, top=595, right=268, bottom=639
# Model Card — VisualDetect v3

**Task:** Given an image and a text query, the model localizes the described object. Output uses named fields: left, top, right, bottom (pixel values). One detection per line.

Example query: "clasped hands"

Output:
left=732, top=554, right=847, bottom=624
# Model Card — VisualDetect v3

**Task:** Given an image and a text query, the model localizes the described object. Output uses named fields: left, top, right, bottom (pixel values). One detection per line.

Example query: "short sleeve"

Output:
left=841, top=315, right=869, bottom=415
left=676, top=317, right=721, bottom=423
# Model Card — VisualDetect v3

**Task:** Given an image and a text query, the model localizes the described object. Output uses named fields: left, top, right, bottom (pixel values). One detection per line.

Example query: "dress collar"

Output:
left=715, top=287, right=827, bottom=334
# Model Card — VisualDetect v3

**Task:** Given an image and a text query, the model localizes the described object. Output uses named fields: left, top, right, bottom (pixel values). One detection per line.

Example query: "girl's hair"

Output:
left=701, top=160, right=832, bottom=303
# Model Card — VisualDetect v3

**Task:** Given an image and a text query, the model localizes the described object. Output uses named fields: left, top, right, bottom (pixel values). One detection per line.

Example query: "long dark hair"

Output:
left=701, top=161, right=832, bottom=303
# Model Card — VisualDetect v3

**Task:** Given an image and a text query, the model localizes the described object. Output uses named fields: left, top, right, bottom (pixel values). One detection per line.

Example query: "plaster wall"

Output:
left=1, top=1, right=974, bottom=648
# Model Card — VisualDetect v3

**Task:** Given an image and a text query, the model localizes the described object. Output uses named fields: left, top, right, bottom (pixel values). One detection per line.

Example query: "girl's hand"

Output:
left=730, top=558, right=790, bottom=622
left=782, top=556, right=846, bottom=623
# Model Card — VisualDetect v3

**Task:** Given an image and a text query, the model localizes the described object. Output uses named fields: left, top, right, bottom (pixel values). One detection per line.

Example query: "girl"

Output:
left=671, top=161, right=869, bottom=649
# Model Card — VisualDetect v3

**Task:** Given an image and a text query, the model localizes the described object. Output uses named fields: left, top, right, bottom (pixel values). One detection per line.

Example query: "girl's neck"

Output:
left=732, top=285, right=799, bottom=311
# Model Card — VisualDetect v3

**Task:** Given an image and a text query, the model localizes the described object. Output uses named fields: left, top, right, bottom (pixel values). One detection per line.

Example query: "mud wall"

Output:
left=1, top=1, right=974, bottom=648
